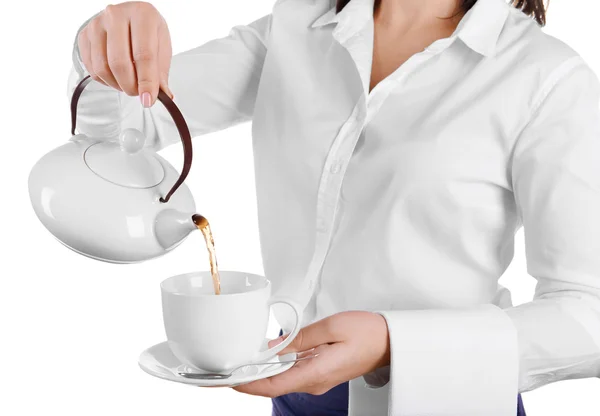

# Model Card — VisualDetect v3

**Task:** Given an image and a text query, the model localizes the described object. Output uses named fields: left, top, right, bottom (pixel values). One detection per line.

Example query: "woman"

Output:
left=71, top=0, right=600, bottom=415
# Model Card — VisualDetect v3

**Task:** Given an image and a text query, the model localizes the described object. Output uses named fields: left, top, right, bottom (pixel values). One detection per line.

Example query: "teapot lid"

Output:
left=71, top=75, right=193, bottom=203
left=84, top=129, right=165, bottom=188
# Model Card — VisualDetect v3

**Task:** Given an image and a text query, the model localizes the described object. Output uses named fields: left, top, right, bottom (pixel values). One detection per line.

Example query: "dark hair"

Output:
left=336, top=0, right=547, bottom=26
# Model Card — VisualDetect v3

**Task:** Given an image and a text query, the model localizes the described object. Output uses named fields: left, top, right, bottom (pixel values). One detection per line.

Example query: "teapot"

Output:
left=28, top=75, right=199, bottom=263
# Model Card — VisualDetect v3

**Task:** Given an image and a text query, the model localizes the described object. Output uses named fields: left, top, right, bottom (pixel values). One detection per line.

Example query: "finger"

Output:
left=296, top=349, right=317, bottom=359
left=157, top=16, right=174, bottom=99
left=88, top=17, right=121, bottom=90
left=272, top=318, right=341, bottom=355
left=104, top=7, right=136, bottom=95
left=234, top=344, right=341, bottom=397
left=130, top=9, right=160, bottom=106
left=233, top=361, right=316, bottom=398
left=79, top=27, right=107, bottom=86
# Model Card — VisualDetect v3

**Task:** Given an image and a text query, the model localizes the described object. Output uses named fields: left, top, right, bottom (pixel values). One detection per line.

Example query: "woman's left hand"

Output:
left=233, top=311, right=390, bottom=397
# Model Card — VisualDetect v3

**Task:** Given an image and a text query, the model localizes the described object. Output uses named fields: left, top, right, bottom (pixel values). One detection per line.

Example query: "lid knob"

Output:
left=72, top=75, right=193, bottom=203
left=120, top=128, right=146, bottom=154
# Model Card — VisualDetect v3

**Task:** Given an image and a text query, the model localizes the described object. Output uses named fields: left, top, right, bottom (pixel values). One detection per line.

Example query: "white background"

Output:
left=1, top=0, right=599, bottom=415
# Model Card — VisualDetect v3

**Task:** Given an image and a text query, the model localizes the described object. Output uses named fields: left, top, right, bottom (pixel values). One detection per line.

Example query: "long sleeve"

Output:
left=375, top=57, right=600, bottom=416
left=506, top=57, right=600, bottom=391
left=67, top=12, right=272, bottom=149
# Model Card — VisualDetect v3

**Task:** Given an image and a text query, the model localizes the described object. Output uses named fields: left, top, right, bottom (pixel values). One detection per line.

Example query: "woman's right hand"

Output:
left=77, top=1, right=174, bottom=107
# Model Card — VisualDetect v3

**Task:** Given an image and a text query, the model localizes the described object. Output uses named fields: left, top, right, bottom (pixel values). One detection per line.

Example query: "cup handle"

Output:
left=253, top=296, right=303, bottom=363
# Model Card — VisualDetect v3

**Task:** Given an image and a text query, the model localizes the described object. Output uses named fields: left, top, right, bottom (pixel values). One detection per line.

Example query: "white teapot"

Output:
left=28, top=75, right=199, bottom=263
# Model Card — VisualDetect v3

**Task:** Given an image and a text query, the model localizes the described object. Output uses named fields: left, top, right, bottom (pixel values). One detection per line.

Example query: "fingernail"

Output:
left=141, top=92, right=152, bottom=108
left=268, top=336, right=284, bottom=348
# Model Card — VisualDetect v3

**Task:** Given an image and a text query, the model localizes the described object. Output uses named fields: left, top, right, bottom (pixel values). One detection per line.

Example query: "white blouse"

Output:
left=69, top=0, right=600, bottom=414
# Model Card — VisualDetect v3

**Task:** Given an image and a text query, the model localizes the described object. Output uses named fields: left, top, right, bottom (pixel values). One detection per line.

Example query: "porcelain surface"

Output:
left=28, top=134, right=196, bottom=263
left=138, top=340, right=297, bottom=387
left=161, top=271, right=303, bottom=372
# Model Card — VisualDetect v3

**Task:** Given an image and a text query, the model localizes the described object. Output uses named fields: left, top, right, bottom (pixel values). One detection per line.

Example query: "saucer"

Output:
left=138, top=339, right=297, bottom=387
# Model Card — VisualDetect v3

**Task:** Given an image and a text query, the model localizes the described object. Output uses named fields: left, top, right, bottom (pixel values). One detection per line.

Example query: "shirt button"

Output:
left=317, top=220, right=327, bottom=233
left=330, top=161, right=342, bottom=174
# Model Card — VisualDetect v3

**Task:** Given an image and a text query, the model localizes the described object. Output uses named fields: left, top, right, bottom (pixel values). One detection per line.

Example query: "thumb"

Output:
left=268, top=333, right=289, bottom=349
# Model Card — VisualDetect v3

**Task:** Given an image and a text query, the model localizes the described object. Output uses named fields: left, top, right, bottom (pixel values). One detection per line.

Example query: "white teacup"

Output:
left=161, top=271, right=303, bottom=373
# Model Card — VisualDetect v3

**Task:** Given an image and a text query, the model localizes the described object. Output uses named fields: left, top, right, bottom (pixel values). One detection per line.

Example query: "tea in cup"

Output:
left=161, top=271, right=303, bottom=373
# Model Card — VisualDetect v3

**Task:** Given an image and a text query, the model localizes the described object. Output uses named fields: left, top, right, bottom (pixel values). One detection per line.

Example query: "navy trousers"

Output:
left=272, top=383, right=526, bottom=416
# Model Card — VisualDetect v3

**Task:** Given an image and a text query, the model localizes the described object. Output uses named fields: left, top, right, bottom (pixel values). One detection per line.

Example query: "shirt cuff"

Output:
left=378, top=305, right=519, bottom=416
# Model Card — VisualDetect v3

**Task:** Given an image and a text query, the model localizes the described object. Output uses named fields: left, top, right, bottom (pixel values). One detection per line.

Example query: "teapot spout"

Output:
left=155, top=209, right=197, bottom=250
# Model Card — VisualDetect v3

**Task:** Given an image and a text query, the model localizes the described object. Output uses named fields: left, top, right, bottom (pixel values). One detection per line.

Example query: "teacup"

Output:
left=161, top=271, right=303, bottom=373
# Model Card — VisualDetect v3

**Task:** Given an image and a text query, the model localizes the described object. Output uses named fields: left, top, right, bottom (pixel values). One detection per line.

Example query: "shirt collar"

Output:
left=454, top=0, right=510, bottom=57
left=311, top=0, right=374, bottom=43
left=311, top=3, right=338, bottom=28
left=311, top=0, right=510, bottom=57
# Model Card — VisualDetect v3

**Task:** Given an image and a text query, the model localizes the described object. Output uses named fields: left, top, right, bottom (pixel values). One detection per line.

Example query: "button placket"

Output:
left=330, top=161, right=342, bottom=174
left=299, top=100, right=367, bottom=312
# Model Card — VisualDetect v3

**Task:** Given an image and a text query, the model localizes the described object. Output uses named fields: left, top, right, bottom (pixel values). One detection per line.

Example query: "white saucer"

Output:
left=138, top=339, right=297, bottom=387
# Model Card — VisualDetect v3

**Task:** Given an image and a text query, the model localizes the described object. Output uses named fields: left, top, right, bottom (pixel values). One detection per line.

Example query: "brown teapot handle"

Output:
left=70, top=75, right=193, bottom=204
